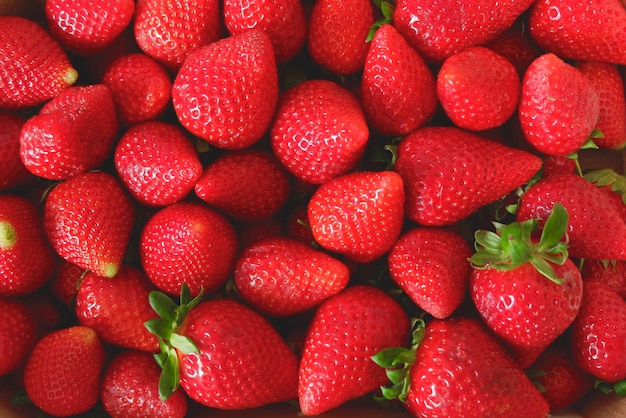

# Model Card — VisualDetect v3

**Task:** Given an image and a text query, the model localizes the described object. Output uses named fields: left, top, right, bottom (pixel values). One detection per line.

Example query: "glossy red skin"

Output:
left=0, top=112, right=32, bottom=191
left=177, top=299, right=299, bottom=409
left=298, top=285, right=411, bottom=416
left=471, top=259, right=583, bottom=368
left=102, top=350, right=188, bottom=418
left=483, top=22, right=543, bottom=75
left=0, top=298, right=38, bottom=377
left=581, top=259, right=626, bottom=299
left=407, top=318, right=550, bottom=417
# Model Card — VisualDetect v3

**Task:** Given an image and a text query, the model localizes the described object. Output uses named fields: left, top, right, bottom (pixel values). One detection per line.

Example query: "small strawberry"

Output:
left=114, top=121, right=203, bottom=207
left=234, top=236, right=350, bottom=317
left=23, top=326, right=107, bottom=417
left=0, top=112, right=33, bottom=191
left=270, top=79, right=369, bottom=185
left=19, top=84, right=120, bottom=180
left=581, top=259, right=626, bottom=299
left=387, top=227, right=473, bottom=319
left=139, top=201, right=238, bottom=297
left=45, top=0, right=135, bottom=56
left=483, top=20, right=543, bottom=75
left=0, top=15, right=78, bottom=110
left=360, top=23, right=438, bottom=136
left=286, top=203, right=316, bottom=245
left=49, top=260, right=85, bottom=307
left=394, top=126, right=542, bottom=226
left=518, top=53, right=600, bottom=156
left=0, top=298, right=38, bottom=377
left=307, top=171, right=405, bottom=263
left=101, top=350, right=188, bottom=418
left=298, top=285, right=410, bottom=415
left=542, top=155, right=577, bottom=177
left=43, top=171, right=136, bottom=278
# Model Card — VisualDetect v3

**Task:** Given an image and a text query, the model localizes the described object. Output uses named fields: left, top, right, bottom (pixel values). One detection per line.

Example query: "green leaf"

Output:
left=380, top=384, right=402, bottom=400
left=473, top=230, right=503, bottom=253
left=371, top=347, right=414, bottom=368
left=170, top=333, right=199, bottom=355
left=589, top=128, right=604, bottom=139
left=148, top=291, right=178, bottom=322
left=158, top=350, right=181, bottom=401
left=530, top=256, right=562, bottom=284
left=538, top=203, right=569, bottom=251
left=144, top=318, right=173, bottom=340
left=386, top=366, right=409, bottom=385
left=614, top=379, right=626, bottom=396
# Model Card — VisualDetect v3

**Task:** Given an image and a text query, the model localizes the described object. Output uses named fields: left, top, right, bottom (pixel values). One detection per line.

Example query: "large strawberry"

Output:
left=172, top=30, right=277, bottom=150
left=529, top=0, right=626, bottom=65
left=307, top=171, right=405, bottom=263
left=394, top=126, right=542, bottom=226
left=298, top=285, right=410, bottom=415
left=360, top=23, right=438, bottom=136
left=0, top=298, right=38, bottom=377
left=0, top=112, right=32, bottom=191
left=43, top=171, right=136, bottom=278
left=271, top=79, right=369, bottom=185
left=581, top=259, right=626, bottom=299
left=0, top=15, right=78, bottom=110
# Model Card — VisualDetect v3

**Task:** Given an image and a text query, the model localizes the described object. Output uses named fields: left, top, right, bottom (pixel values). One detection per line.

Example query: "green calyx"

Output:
left=595, top=378, right=626, bottom=397
left=366, top=0, right=395, bottom=42
left=371, top=318, right=424, bottom=402
left=469, top=203, right=570, bottom=284
left=584, top=168, right=626, bottom=205
left=145, top=283, right=204, bottom=400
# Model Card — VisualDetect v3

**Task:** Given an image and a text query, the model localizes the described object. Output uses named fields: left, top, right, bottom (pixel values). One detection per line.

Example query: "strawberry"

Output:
left=307, top=0, right=374, bottom=75
left=101, top=350, right=188, bottom=418
left=139, top=201, right=238, bottom=297
left=49, top=260, right=85, bottom=307
left=133, top=0, right=222, bottom=70
left=1, top=195, right=57, bottom=297
left=583, top=168, right=626, bottom=223
left=0, top=298, right=38, bottom=377
left=483, top=20, right=543, bottom=76
left=373, top=318, right=550, bottom=417
left=360, top=23, right=438, bottom=136
left=298, top=285, right=410, bottom=415
left=307, top=171, right=405, bottom=263
left=437, top=46, right=520, bottom=131
left=529, top=0, right=626, bottom=65
left=45, top=0, right=135, bottom=56
left=578, top=61, right=626, bottom=150
left=75, top=264, right=159, bottom=352
left=470, top=204, right=583, bottom=367
left=194, top=149, right=291, bottom=222
left=114, top=121, right=203, bottom=207
left=581, top=259, right=626, bottom=299
left=518, top=53, right=600, bottom=156
left=542, top=155, right=577, bottom=177
left=392, top=0, right=535, bottom=63
left=286, top=203, right=316, bottom=245
left=570, top=280, right=626, bottom=382
left=0, top=112, right=33, bottom=191
left=19, top=84, right=120, bottom=180
left=234, top=236, right=350, bottom=317
left=235, top=216, right=285, bottom=249
left=223, top=0, right=307, bottom=64
left=23, top=326, right=107, bottom=417
left=101, top=53, right=173, bottom=126
left=270, top=79, right=369, bottom=185
left=172, top=30, right=278, bottom=150
left=517, top=172, right=626, bottom=260
left=394, top=126, right=542, bottom=226
left=387, top=227, right=473, bottom=319
left=43, top=171, right=136, bottom=278
left=0, top=15, right=78, bottom=110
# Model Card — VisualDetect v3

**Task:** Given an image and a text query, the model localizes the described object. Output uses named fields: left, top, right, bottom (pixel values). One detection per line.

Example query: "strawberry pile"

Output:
left=1, top=0, right=626, bottom=417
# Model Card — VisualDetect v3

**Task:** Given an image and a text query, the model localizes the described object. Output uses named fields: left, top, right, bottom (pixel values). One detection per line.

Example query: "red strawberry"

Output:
left=392, top=0, right=535, bottom=63
left=0, top=15, right=78, bottom=110
left=373, top=318, right=550, bottom=417
left=19, top=84, right=120, bottom=180
left=570, top=280, right=626, bottom=382
left=43, top=171, right=136, bottom=278
left=270, top=79, right=369, bottom=185
left=223, top=0, right=307, bottom=64
left=286, top=203, right=316, bottom=245
left=102, top=53, right=173, bottom=126
left=235, top=216, right=285, bottom=249
left=542, top=155, right=577, bottom=177
left=234, top=236, right=350, bottom=317
left=388, top=227, right=473, bottom=319
left=581, top=259, right=626, bottom=299
left=172, top=30, right=278, bottom=150
left=102, top=350, right=188, bottom=418
left=75, top=264, right=159, bottom=352
left=139, top=201, right=238, bottom=297
left=518, top=53, right=600, bottom=156
left=133, top=0, right=222, bottom=70
left=583, top=168, right=626, bottom=224
left=517, top=172, right=626, bottom=260
left=0, top=298, right=38, bottom=377
left=394, top=126, right=542, bottom=226
left=529, top=0, right=626, bottom=65
left=298, top=285, right=410, bottom=415
left=194, top=149, right=291, bottom=222
left=1, top=195, right=57, bottom=297
left=0, top=112, right=33, bottom=191
left=578, top=61, right=626, bottom=150
left=49, top=260, right=85, bottom=307
left=307, top=0, right=374, bottom=75
left=307, top=171, right=405, bottom=263
left=437, top=46, right=520, bottom=131
left=483, top=21, right=543, bottom=76
left=23, top=326, right=107, bottom=417
left=114, top=121, right=203, bottom=207
left=360, top=23, right=438, bottom=136
left=470, top=204, right=583, bottom=367
left=20, top=290, right=64, bottom=331
left=45, top=0, right=135, bottom=56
